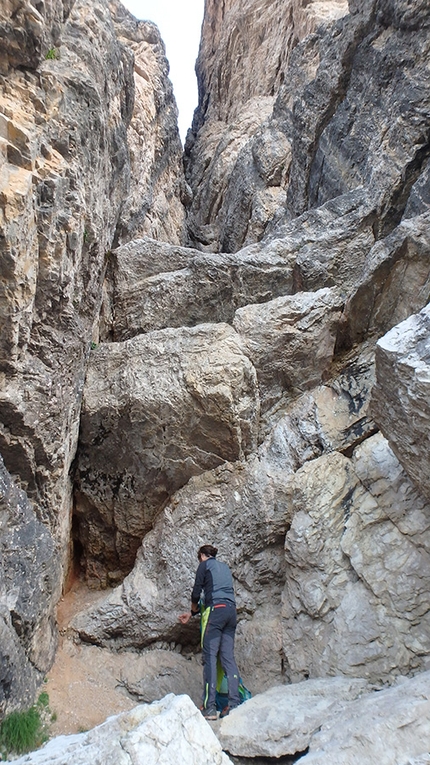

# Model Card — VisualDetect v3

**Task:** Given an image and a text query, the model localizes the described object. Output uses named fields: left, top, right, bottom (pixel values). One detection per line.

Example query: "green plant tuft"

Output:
left=37, top=692, right=49, bottom=709
left=0, top=694, right=53, bottom=758
left=45, top=47, right=58, bottom=60
left=0, top=708, right=43, bottom=756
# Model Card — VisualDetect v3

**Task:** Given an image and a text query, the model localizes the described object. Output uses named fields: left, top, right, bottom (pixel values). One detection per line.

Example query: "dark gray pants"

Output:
left=202, top=601, right=240, bottom=710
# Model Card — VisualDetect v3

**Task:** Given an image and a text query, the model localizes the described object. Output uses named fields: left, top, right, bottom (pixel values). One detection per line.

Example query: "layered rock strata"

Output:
left=185, top=0, right=430, bottom=253
left=0, top=0, right=185, bottom=712
left=0, top=455, right=60, bottom=715
left=371, top=304, right=430, bottom=501
left=1, top=0, right=430, bottom=732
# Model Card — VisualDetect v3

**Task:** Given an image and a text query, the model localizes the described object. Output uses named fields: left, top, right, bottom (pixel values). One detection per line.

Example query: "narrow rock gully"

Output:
left=45, top=577, right=306, bottom=763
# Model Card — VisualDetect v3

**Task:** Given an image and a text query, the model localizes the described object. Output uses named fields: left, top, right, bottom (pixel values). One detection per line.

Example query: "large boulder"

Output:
left=338, top=211, right=430, bottom=350
left=297, top=670, right=430, bottom=765
left=75, top=324, right=259, bottom=586
left=218, top=677, right=369, bottom=758
left=100, top=236, right=296, bottom=342
left=9, top=694, right=232, bottom=765
left=282, top=433, right=430, bottom=681
left=220, top=671, right=430, bottom=765
left=371, top=304, right=430, bottom=500
left=233, top=288, right=343, bottom=412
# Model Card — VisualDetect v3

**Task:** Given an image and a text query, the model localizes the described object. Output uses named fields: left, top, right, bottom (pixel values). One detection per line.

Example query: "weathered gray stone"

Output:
left=109, top=4, right=186, bottom=245
left=100, top=237, right=296, bottom=342
left=0, top=454, right=60, bottom=715
left=339, top=212, right=430, bottom=350
left=119, top=650, right=202, bottom=705
left=282, top=434, right=430, bottom=682
left=2, top=0, right=430, bottom=729
left=8, top=694, right=233, bottom=765
left=71, top=452, right=291, bottom=690
left=298, top=671, right=430, bottom=765
left=268, top=188, right=378, bottom=295
left=233, top=288, right=343, bottom=412
left=75, top=324, right=259, bottom=586
left=371, top=304, right=430, bottom=501
left=185, top=0, right=349, bottom=252
left=0, top=0, right=186, bottom=555
left=218, top=677, right=370, bottom=757
left=0, top=0, right=186, bottom=710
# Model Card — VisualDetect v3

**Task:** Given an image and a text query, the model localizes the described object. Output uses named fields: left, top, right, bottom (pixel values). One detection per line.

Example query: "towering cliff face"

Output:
left=1, top=0, right=430, bottom=727
left=185, top=0, right=430, bottom=253
left=184, top=0, right=350, bottom=251
left=0, top=0, right=186, bottom=713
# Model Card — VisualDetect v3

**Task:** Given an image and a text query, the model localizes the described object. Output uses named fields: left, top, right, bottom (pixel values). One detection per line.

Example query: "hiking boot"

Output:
left=219, top=706, right=231, bottom=718
left=201, top=706, right=217, bottom=720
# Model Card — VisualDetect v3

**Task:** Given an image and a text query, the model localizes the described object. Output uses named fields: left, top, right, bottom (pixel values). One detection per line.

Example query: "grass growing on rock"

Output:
left=0, top=692, right=53, bottom=758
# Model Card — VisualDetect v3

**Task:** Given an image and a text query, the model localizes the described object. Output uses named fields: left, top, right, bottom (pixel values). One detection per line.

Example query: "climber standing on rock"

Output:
left=179, top=544, right=241, bottom=720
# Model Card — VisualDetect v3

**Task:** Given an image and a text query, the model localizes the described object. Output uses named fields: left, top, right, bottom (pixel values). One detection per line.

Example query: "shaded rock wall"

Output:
left=185, top=0, right=430, bottom=253
left=0, top=0, right=185, bottom=553
left=0, top=455, right=60, bottom=715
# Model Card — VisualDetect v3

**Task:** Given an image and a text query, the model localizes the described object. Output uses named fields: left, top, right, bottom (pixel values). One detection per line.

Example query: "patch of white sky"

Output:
left=121, top=0, right=204, bottom=143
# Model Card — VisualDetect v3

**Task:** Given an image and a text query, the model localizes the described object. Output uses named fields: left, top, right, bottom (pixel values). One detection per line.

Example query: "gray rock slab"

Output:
left=371, top=304, right=430, bottom=501
left=7, top=694, right=232, bottom=765
left=298, top=671, right=430, bottom=765
left=102, top=236, right=295, bottom=342
left=234, top=287, right=343, bottom=411
left=218, top=677, right=370, bottom=757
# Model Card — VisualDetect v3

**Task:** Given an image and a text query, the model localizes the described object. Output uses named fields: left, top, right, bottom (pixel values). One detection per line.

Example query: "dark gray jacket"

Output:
left=191, top=557, right=236, bottom=607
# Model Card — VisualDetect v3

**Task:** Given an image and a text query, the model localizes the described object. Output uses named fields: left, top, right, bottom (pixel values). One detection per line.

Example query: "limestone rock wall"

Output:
left=184, top=0, right=430, bottom=253
left=0, top=0, right=185, bottom=548
left=71, top=0, right=430, bottom=697
left=0, top=455, right=61, bottom=714
left=1, top=0, right=430, bottom=723
left=0, top=0, right=185, bottom=713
